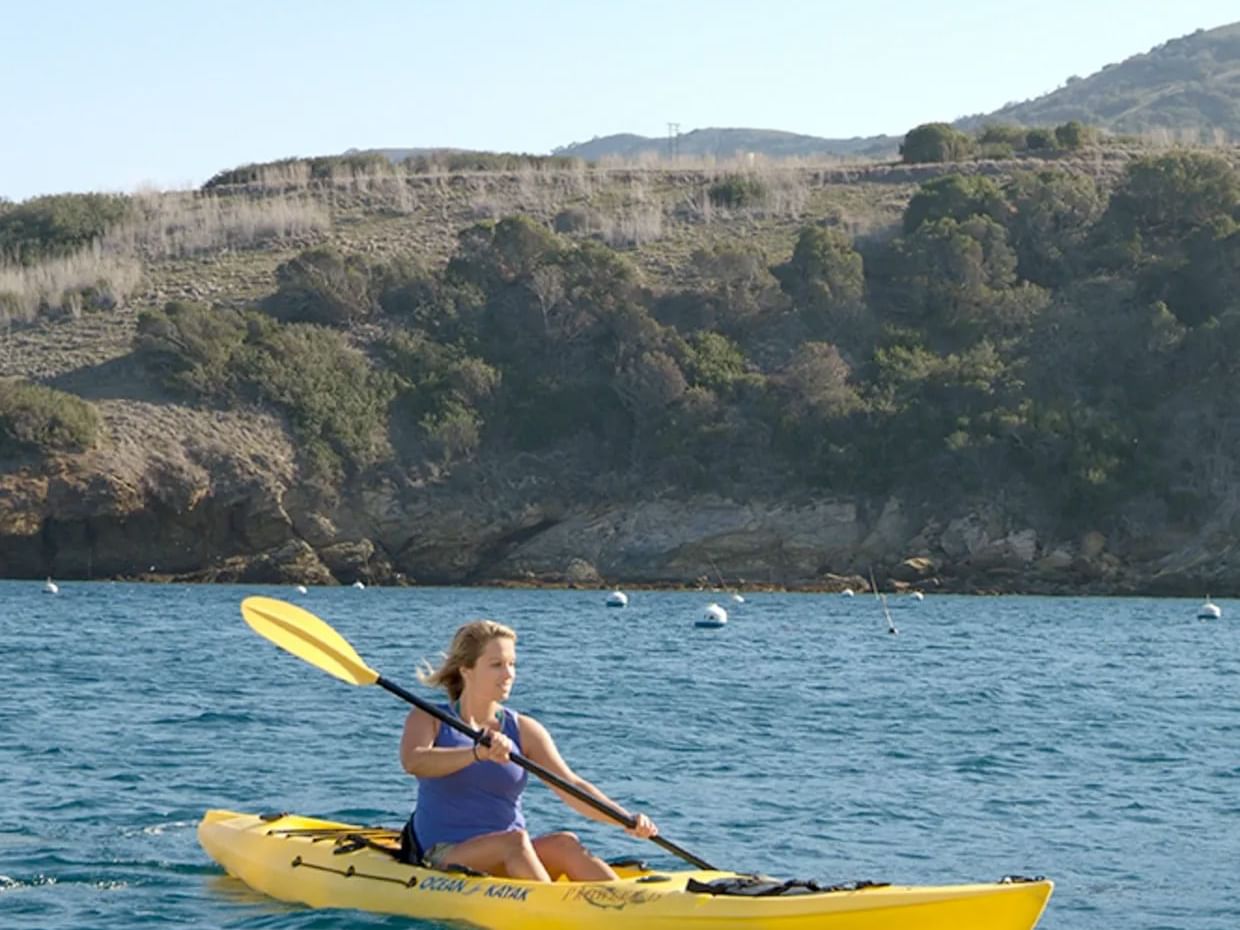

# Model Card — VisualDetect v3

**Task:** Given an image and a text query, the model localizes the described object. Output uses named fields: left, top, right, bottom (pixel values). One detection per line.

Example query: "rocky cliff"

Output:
left=2, top=391, right=1231, bottom=595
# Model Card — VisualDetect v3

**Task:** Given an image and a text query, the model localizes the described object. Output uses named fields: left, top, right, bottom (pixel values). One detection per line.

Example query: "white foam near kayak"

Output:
left=696, top=603, right=728, bottom=628
left=605, top=591, right=628, bottom=608
left=1199, top=599, right=1221, bottom=619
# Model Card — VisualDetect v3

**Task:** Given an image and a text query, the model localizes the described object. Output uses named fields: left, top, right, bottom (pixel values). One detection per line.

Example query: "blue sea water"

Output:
left=0, top=581, right=1237, bottom=929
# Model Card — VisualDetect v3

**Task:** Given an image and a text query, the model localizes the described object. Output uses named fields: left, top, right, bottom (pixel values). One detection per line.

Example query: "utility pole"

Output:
left=667, top=122, right=680, bottom=164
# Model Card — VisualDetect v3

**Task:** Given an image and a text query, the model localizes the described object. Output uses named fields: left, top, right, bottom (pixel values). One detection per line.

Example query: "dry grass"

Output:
left=5, top=153, right=1074, bottom=345
left=114, top=191, right=331, bottom=259
left=0, top=244, right=143, bottom=324
left=0, top=191, right=332, bottom=326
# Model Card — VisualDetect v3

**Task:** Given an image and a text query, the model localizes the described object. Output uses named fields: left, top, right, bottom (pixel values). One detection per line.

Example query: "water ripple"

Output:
left=1, top=584, right=1238, bottom=929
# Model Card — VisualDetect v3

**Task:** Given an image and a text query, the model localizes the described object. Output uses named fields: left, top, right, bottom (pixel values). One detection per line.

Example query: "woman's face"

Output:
left=463, top=636, right=516, bottom=702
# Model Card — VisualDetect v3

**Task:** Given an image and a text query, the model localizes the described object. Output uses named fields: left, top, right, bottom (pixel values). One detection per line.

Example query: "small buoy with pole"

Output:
left=869, top=568, right=898, bottom=635
left=709, top=558, right=745, bottom=604
left=1198, top=596, right=1221, bottom=620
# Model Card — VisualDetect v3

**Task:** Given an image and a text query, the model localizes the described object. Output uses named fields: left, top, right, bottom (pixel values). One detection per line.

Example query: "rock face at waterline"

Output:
left=0, top=427, right=1228, bottom=595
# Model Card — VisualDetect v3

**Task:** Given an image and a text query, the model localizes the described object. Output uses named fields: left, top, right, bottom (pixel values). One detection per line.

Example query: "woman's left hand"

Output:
left=625, top=812, right=658, bottom=839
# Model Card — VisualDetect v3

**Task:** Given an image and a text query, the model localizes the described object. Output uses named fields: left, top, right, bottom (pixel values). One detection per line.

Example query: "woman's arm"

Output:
left=518, top=714, right=658, bottom=837
left=400, top=708, right=478, bottom=777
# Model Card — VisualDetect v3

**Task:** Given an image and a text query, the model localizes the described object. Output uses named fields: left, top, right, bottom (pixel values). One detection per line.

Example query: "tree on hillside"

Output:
left=1099, top=151, right=1240, bottom=264
left=777, top=342, right=862, bottom=421
left=773, top=226, right=869, bottom=351
left=1001, top=169, right=1105, bottom=286
left=1054, top=121, right=1092, bottom=149
left=448, top=216, right=563, bottom=291
left=900, top=123, right=973, bottom=164
left=1158, top=219, right=1240, bottom=326
left=264, top=247, right=374, bottom=326
left=883, top=215, right=1022, bottom=341
left=0, top=193, right=131, bottom=264
left=653, top=244, right=785, bottom=342
left=903, top=175, right=1009, bottom=233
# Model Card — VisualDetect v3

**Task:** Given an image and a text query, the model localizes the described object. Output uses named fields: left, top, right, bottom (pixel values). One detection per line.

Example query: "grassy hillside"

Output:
left=535, top=22, right=1240, bottom=164
left=6, top=141, right=1240, bottom=532
left=0, top=157, right=926, bottom=369
left=958, top=22, right=1240, bottom=141
left=552, top=128, right=899, bottom=162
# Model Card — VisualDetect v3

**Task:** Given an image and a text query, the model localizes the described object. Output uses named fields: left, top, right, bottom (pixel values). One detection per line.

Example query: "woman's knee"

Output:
left=537, top=831, right=583, bottom=855
left=501, top=828, right=535, bottom=851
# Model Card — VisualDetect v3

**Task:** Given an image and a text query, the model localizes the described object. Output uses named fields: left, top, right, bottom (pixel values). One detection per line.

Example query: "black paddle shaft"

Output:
left=377, top=676, right=715, bottom=870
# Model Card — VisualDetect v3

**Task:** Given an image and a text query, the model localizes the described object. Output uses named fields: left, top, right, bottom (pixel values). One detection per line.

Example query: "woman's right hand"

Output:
left=475, top=729, right=513, bottom=764
left=626, top=812, right=659, bottom=839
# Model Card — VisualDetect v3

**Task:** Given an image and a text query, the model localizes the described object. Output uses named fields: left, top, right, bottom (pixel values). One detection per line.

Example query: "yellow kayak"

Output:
left=199, top=810, right=1053, bottom=930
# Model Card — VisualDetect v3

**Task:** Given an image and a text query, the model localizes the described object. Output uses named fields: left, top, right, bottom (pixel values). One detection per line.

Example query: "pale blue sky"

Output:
left=2, top=0, right=1236, bottom=200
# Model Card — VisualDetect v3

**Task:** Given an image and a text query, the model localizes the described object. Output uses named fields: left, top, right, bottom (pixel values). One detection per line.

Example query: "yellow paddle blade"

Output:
left=240, top=596, right=379, bottom=686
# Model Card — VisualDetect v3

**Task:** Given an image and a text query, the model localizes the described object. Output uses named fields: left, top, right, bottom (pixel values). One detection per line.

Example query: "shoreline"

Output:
left=6, top=572, right=1227, bottom=599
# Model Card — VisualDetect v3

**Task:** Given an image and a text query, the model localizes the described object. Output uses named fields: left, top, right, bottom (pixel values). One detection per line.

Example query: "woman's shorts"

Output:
left=422, top=841, right=456, bottom=869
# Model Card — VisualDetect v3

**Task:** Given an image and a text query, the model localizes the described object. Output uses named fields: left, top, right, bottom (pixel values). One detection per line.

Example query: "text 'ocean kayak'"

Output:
left=198, top=810, right=1053, bottom=930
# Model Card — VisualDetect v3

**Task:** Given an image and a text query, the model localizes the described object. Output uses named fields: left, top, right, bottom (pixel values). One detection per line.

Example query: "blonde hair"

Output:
left=418, top=620, right=517, bottom=701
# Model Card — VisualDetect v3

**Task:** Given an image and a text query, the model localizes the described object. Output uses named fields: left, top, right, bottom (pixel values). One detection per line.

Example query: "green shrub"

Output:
left=420, top=399, right=484, bottom=463
left=900, top=123, right=973, bottom=164
left=1025, top=128, right=1057, bottom=151
left=237, top=323, right=396, bottom=478
left=1002, top=169, right=1104, bottom=286
left=683, top=331, right=749, bottom=392
left=774, top=227, right=864, bottom=304
left=1100, top=151, right=1240, bottom=264
left=978, top=142, right=1015, bottom=160
left=708, top=175, right=768, bottom=208
left=263, top=247, right=375, bottom=325
left=1054, top=121, right=1091, bottom=149
left=903, top=175, right=1009, bottom=233
left=978, top=124, right=1029, bottom=148
left=134, top=301, right=251, bottom=397
left=0, top=380, right=101, bottom=456
left=203, top=153, right=393, bottom=189
left=0, top=194, right=132, bottom=264
left=404, top=152, right=580, bottom=173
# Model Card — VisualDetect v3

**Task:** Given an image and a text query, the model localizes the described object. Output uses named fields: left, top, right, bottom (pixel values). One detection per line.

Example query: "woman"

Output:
left=400, top=619, right=658, bottom=881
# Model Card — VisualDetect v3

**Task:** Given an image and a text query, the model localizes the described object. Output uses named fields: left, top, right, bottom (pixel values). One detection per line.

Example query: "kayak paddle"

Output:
left=239, top=595, right=715, bottom=870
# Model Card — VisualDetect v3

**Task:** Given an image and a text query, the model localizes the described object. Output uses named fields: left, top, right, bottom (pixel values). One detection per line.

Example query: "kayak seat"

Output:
left=398, top=820, right=422, bottom=865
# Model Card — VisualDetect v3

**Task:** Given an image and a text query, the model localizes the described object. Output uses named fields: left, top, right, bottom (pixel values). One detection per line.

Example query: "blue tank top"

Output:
left=412, top=704, right=529, bottom=849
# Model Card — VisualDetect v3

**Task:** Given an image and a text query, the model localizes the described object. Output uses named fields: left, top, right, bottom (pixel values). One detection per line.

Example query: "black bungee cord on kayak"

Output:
left=686, top=875, right=891, bottom=896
